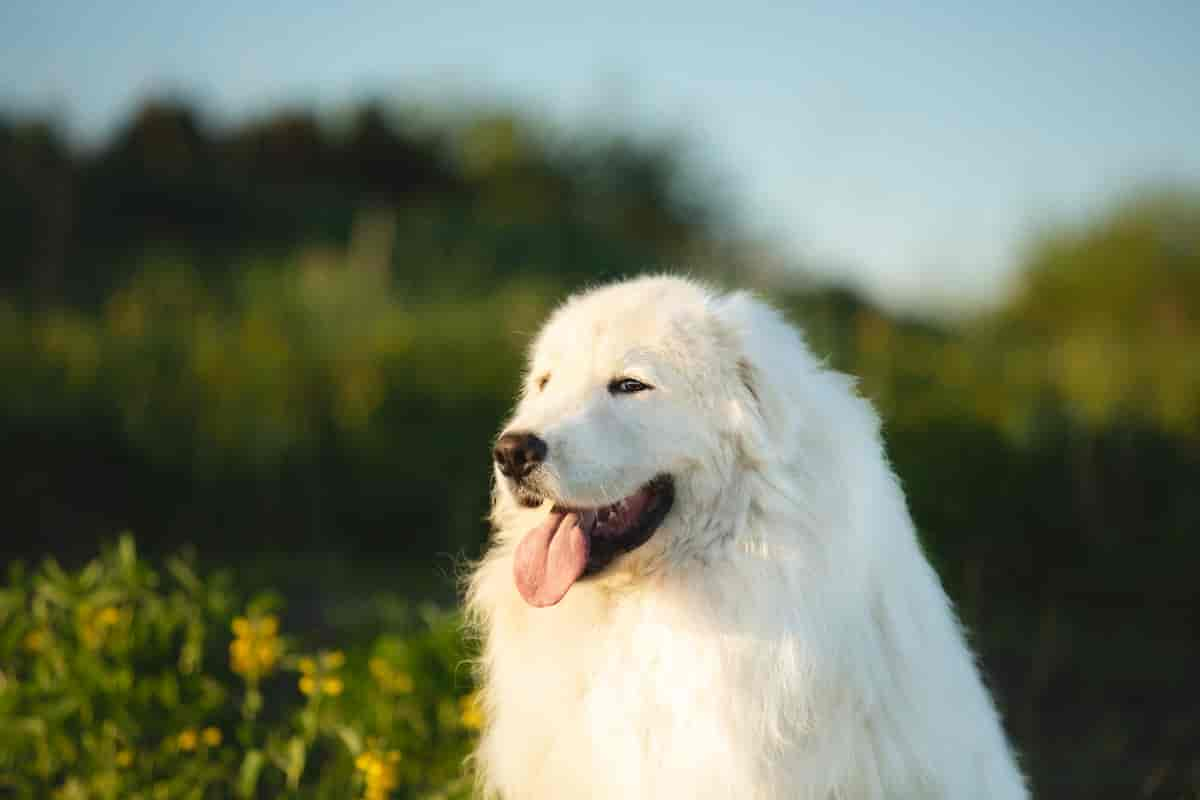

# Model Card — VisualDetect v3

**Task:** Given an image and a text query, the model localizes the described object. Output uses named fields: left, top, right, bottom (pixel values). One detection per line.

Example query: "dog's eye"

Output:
left=609, top=378, right=653, bottom=395
left=536, top=374, right=550, bottom=392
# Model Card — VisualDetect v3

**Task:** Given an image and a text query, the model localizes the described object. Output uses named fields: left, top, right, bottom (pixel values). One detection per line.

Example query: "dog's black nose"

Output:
left=493, top=431, right=547, bottom=478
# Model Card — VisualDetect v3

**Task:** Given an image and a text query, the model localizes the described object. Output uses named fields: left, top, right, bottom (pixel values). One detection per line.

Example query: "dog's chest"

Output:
left=494, top=600, right=773, bottom=798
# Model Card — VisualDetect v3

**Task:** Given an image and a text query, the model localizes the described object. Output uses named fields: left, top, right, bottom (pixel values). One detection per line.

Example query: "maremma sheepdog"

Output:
left=467, top=275, right=1027, bottom=799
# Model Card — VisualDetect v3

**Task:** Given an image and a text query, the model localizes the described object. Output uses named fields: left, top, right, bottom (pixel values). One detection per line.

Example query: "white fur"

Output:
left=467, top=275, right=1027, bottom=799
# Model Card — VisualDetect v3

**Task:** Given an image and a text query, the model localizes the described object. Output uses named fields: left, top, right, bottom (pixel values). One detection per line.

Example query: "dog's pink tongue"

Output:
left=514, top=510, right=593, bottom=607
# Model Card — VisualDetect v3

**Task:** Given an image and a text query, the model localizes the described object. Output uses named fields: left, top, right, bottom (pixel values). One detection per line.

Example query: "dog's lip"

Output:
left=516, top=475, right=673, bottom=520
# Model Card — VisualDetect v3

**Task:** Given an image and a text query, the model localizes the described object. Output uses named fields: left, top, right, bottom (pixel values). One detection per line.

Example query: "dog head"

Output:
left=492, top=275, right=860, bottom=606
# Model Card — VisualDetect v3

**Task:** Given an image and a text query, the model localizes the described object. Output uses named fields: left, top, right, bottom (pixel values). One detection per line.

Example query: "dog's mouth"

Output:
left=512, top=475, right=674, bottom=607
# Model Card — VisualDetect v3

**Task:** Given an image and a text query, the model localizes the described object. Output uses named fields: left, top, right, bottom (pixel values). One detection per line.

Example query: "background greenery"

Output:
left=1, top=100, right=1197, bottom=798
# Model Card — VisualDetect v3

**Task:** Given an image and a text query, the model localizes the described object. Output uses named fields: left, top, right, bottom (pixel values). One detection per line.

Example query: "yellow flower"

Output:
left=229, top=613, right=282, bottom=681
left=229, top=638, right=250, bottom=665
left=201, top=727, right=222, bottom=747
left=229, top=641, right=252, bottom=676
left=355, top=746, right=401, bottom=800
left=255, top=641, right=278, bottom=668
left=115, top=750, right=133, bottom=768
left=296, top=649, right=344, bottom=697
left=177, top=729, right=198, bottom=751
left=459, top=691, right=484, bottom=730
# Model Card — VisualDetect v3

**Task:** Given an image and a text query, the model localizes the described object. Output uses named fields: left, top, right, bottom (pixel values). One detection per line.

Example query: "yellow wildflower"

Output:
left=115, top=750, right=133, bottom=768
left=355, top=745, right=401, bottom=800
left=177, top=729, right=198, bottom=751
left=255, top=641, right=278, bottom=666
left=459, top=691, right=484, bottom=730
left=230, top=638, right=250, bottom=661
left=201, top=727, right=222, bottom=747
left=229, top=613, right=281, bottom=681
left=296, top=649, right=344, bottom=698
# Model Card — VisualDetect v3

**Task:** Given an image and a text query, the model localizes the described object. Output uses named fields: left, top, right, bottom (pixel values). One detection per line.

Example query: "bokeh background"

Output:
left=2, top=2, right=1198, bottom=797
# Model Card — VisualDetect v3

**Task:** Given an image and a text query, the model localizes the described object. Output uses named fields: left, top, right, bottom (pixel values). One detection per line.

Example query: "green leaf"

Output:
left=335, top=725, right=363, bottom=756
left=237, top=749, right=266, bottom=799
left=165, top=557, right=202, bottom=593
left=284, top=736, right=306, bottom=790
left=117, top=534, right=137, bottom=573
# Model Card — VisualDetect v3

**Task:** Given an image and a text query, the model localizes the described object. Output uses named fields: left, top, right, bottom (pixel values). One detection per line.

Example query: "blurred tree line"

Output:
left=0, top=100, right=718, bottom=308
left=1, top=98, right=1198, bottom=798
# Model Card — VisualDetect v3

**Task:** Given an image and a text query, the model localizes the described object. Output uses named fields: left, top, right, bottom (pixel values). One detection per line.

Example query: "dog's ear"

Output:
left=712, top=290, right=826, bottom=463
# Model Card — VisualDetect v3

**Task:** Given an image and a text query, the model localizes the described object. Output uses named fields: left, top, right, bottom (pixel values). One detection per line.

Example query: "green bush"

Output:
left=0, top=255, right=552, bottom=558
left=0, top=536, right=478, bottom=799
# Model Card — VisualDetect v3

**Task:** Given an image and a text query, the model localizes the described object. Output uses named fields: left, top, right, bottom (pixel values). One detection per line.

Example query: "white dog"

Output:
left=467, top=275, right=1027, bottom=799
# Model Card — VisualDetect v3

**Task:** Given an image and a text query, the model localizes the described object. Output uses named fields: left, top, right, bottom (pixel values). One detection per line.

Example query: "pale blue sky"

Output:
left=3, top=1, right=1198, bottom=311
